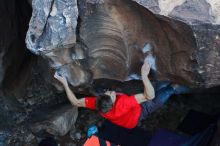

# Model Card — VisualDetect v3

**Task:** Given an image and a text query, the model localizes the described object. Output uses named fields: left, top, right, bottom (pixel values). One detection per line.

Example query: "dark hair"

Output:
left=96, top=94, right=113, bottom=113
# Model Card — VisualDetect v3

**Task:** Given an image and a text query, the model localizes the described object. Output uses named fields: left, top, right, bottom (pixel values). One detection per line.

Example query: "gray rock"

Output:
left=25, top=0, right=220, bottom=90
left=191, top=24, right=220, bottom=87
left=31, top=105, right=78, bottom=136
left=133, top=0, right=220, bottom=25
left=24, top=133, right=35, bottom=143
left=75, top=132, right=81, bottom=140
left=133, top=0, right=160, bottom=13
left=170, top=0, right=215, bottom=25
left=26, top=0, right=78, bottom=55
left=86, top=0, right=105, bottom=4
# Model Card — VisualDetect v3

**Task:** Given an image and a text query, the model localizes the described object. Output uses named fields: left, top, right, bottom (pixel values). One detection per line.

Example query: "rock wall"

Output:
left=26, top=0, right=78, bottom=56
left=25, top=0, right=220, bottom=89
left=134, top=0, right=220, bottom=88
left=0, top=1, right=220, bottom=144
left=191, top=25, right=220, bottom=88
left=79, top=1, right=199, bottom=87
left=134, top=0, right=220, bottom=25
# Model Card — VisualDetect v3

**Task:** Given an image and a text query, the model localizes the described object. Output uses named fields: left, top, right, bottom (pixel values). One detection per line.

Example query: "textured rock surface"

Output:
left=25, top=0, right=94, bottom=91
left=132, top=0, right=160, bottom=14
left=31, top=105, right=78, bottom=136
left=1, top=0, right=220, bottom=145
left=192, top=25, right=220, bottom=88
left=26, top=0, right=220, bottom=91
left=86, top=0, right=105, bottom=4
left=0, top=64, right=79, bottom=145
left=169, top=0, right=214, bottom=24
left=79, top=0, right=199, bottom=87
left=132, top=0, right=220, bottom=87
left=26, top=0, right=78, bottom=55
left=134, top=0, right=220, bottom=25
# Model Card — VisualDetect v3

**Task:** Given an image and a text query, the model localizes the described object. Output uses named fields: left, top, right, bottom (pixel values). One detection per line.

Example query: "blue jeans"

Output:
left=139, top=82, right=174, bottom=121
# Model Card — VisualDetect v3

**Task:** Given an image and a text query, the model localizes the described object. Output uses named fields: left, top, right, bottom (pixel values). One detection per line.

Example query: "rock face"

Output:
left=132, top=0, right=220, bottom=88
left=25, top=0, right=93, bottom=91
left=134, top=0, right=220, bottom=25
left=169, top=0, right=214, bottom=24
left=30, top=105, right=78, bottom=136
left=79, top=0, right=198, bottom=87
left=26, top=0, right=78, bottom=55
left=26, top=0, right=220, bottom=89
left=192, top=25, right=220, bottom=88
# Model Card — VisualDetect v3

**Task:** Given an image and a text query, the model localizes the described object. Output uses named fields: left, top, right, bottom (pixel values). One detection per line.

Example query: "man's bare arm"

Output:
left=63, top=83, right=85, bottom=107
left=135, top=62, right=155, bottom=104
left=54, top=72, right=85, bottom=107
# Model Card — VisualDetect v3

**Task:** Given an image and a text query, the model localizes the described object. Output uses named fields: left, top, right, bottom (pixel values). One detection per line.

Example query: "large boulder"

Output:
left=133, top=0, right=220, bottom=88
left=134, top=0, right=220, bottom=24
left=79, top=0, right=198, bottom=86
left=30, top=105, right=78, bottom=136
left=26, top=0, right=78, bottom=55
left=26, top=0, right=220, bottom=90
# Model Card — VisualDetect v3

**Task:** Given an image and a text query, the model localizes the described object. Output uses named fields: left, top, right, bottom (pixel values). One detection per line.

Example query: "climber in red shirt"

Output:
left=54, top=62, right=189, bottom=129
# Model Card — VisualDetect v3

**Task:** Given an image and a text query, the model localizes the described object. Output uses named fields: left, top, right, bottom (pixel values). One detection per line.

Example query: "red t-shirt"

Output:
left=84, top=93, right=141, bottom=129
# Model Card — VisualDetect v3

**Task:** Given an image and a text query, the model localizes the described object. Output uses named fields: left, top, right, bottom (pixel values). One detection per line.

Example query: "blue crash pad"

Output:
left=148, top=129, right=190, bottom=146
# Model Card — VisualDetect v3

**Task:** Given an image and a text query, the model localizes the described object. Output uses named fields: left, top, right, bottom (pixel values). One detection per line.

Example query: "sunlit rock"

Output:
left=26, top=0, right=78, bottom=54
left=134, top=0, right=220, bottom=25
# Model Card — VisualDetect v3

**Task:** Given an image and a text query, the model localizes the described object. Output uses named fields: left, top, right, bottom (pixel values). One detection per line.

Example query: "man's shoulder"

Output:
left=117, top=93, right=134, bottom=97
left=116, top=93, right=136, bottom=103
left=84, top=96, right=97, bottom=110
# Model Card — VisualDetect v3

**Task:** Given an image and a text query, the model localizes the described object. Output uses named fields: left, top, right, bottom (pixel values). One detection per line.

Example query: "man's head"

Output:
left=96, top=91, right=116, bottom=113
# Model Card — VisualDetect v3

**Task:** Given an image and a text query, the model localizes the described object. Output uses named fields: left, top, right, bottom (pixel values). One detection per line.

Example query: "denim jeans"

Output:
left=139, top=82, right=174, bottom=121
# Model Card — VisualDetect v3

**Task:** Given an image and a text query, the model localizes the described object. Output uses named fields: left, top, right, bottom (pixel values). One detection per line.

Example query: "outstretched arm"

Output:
left=135, top=62, right=155, bottom=104
left=54, top=72, right=85, bottom=107
left=141, top=62, right=155, bottom=100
